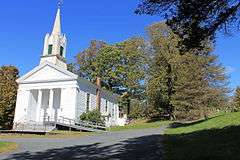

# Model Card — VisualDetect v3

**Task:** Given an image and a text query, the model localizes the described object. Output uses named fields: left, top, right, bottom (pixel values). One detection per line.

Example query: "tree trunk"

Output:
left=127, top=98, right=131, bottom=115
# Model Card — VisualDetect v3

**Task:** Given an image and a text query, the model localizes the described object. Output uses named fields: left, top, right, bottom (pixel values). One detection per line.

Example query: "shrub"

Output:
left=128, top=105, right=144, bottom=119
left=128, top=100, right=146, bottom=119
left=79, top=109, right=104, bottom=124
left=144, top=105, right=162, bottom=119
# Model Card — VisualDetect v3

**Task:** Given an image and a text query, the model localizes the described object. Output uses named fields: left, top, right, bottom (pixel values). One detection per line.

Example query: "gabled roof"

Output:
left=17, top=62, right=119, bottom=99
left=17, top=61, right=78, bottom=84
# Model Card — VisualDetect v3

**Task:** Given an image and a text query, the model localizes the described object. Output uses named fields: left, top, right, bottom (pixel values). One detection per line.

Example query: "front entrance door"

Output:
left=40, top=89, right=61, bottom=122
left=41, top=89, right=50, bottom=122
left=53, top=89, right=61, bottom=122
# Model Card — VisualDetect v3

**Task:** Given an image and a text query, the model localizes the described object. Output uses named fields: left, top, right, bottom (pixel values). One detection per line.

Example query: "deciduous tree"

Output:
left=75, top=38, right=147, bottom=115
left=75, top=38, right=147, bottom=97
left=234, top=87, right=240, bottom=110
left=0, top=66, right=19, bottom=129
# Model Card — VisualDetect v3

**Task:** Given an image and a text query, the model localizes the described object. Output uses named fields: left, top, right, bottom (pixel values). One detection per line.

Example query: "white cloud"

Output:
left=225, top=66, right=236, bottom=74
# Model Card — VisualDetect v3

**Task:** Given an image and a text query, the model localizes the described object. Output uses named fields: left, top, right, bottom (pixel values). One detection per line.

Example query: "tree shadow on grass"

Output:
left=164, top=125, right=240, bottom=160
left=4, top=134, right=164, bottom=160
left=169, top=114, right=225, bottom=128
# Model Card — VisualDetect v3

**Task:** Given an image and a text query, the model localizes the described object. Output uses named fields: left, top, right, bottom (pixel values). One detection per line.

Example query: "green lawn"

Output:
left=164, top=112, right=240, bottom=160
left=0, top=142, right=17, bottom=154
left=108, top=119, right=170, bottom=131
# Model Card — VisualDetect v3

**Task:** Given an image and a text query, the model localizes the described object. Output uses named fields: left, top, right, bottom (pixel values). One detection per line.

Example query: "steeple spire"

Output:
left=52, top=8, right=61, bottom=35
left=40, top=2, right=67, bottom=69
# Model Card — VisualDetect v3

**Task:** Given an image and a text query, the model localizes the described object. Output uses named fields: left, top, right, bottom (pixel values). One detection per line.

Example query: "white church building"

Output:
left=13, top=8, right=125, bottom=129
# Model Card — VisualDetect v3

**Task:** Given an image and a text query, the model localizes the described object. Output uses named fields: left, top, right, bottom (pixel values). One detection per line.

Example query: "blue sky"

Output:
left=0, top=0, right=240, bottom=91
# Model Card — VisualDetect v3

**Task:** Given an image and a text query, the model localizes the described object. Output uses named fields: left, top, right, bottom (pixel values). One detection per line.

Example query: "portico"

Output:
left=26, top=88, right=61, bottom=123
left=14, top=59, right=79, bottom=124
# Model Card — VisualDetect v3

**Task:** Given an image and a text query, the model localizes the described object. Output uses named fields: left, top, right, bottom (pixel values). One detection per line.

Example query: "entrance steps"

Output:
left=12, top=116, right=107, bottom=133
left=13, top=121, right=55, bottom=133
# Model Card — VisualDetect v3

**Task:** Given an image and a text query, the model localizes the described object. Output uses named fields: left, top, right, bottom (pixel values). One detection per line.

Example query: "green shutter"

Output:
left=60, top=46, right=64, bottom=56
left=48, top=45, right=53, bottom=55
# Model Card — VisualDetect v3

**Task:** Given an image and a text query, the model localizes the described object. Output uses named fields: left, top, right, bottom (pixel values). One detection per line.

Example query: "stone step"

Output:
left=13, top=122, right=55, bottom=132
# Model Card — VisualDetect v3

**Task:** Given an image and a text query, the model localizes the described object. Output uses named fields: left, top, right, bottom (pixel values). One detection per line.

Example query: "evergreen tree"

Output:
left=0, top=66, right=19, bottom=129
left=136, top=0, right=240, bottom=52
left=146, top=22, right=179, bottom=119
left=146, top=22, right=229, bottom=120
left=171, top=53, right=229, bottom=120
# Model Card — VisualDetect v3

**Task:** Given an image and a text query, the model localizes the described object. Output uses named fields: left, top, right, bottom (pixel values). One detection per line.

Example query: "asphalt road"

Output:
left=0, top=127, right=165, bottom=160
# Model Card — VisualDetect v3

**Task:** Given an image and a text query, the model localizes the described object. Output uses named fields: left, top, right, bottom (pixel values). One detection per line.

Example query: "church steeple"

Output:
left=52, top=8, right=61, bottom=35
left=40, top=6, right=67, bottom=69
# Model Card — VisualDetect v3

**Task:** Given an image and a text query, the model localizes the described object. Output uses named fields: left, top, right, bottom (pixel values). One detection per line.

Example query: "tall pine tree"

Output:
left=146, top=22, right=229, bottom=120
left=136, top=0, right=240, bottom=52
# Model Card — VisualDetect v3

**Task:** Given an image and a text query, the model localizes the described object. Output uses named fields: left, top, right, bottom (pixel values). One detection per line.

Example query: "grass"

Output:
left=164, top=112, right=240, bottom=160
left=0, top=142, right=17, bottom=154
left=108, top=119, right=170, bottom=131
left=0, top=130, right=94, bottom=139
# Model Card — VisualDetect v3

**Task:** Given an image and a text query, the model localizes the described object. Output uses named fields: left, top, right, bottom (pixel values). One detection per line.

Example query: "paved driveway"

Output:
left=0, top=127, right=165, bottom=160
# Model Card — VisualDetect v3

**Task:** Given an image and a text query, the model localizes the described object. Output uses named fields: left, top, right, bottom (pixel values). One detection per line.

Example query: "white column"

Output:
left=49, top=89, right=54, bottom=120
left=36, top=90, right=42, bottom=122
left=14, top=89, right=29, bottom=123
left=25, top=90, right=31, bottom=122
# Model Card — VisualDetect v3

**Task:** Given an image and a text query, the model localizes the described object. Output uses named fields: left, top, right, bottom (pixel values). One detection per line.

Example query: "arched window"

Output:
left=86, top=93, right=90, bottom=111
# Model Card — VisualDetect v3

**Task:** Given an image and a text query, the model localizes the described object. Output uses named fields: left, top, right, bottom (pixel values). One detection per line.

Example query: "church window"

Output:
left=86, top=93, right=90, bottom=111
left=111, top=108, right=114, bottom=117
left=105, top=100, right=108, bottom=112
left=60, top=46, right=64, bottom=56
left=48, top=45, right=53, bottom=55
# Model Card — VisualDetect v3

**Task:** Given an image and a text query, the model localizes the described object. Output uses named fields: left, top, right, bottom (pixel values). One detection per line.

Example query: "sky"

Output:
left=0, top=0, right=240, bottom=92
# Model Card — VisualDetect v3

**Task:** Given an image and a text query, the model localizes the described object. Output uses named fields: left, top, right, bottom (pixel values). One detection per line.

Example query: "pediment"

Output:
left=17, top=62, right=78, bottom=83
